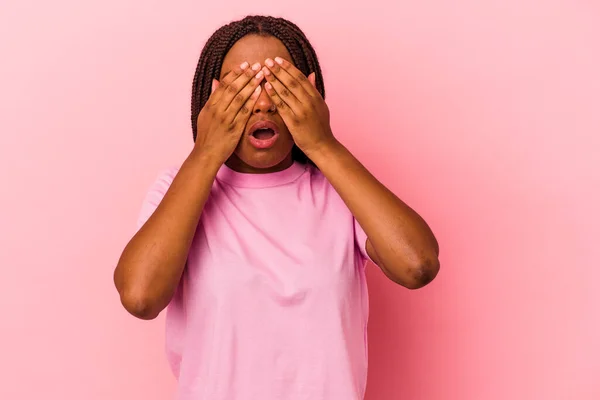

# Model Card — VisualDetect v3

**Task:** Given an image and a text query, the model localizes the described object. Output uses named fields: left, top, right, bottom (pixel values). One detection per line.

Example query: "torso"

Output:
left=150, top=162, right=370, bottom=400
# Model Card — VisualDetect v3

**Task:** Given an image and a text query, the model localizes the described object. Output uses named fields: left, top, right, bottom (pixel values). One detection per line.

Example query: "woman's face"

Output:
left=218, top=34, right=296, bottom=173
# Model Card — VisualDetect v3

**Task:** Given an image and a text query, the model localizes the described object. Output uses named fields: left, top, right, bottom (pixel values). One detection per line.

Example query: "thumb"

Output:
left=211, top=79, right=219, bottom=94
left=308, top=72, right=316, bottom=88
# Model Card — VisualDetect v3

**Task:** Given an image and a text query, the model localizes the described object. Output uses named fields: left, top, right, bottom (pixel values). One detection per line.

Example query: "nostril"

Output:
left=253, top=105, right=276, bottom=114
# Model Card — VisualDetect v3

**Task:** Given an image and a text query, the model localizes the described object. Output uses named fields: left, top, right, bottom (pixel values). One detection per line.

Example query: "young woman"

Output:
left=114, top=15, right=440, bottom=400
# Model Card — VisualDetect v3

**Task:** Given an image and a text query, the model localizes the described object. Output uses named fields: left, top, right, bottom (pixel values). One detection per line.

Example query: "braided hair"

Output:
left=191, top=15, right=325, bottom=164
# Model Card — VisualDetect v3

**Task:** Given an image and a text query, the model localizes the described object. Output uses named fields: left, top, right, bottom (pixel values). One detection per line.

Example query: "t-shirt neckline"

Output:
left=216, top=161, right=307, bottom=188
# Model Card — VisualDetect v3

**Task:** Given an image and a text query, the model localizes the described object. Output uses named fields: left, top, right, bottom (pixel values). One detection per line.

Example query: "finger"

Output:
left=210, top=61, right=257, bottom=105
left=208, top=63, right=247, bottom=106
left=308, top=72, right=316, bottom=88
left=232, top=85, right=263, bottom=127
left=211, top=79, right=219, bottom=94
left=225, top=68, right=265, bottom=121
left=275, top=57, right=319, bottom=97
left=262, top=66, right=301, bottom=115
left=264, top=58, right=312, bottom=103
left=218, top=62, right=263, bottom=112
left=263, top=81, right=294, bottom=118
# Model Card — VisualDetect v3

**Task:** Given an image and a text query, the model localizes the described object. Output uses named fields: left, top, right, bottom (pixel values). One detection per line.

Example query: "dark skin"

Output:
left=114, top=34, right=439, bottom=320
left=258, top=51, right=440, bottom=289
left=218, top=35, right=296, bottom=173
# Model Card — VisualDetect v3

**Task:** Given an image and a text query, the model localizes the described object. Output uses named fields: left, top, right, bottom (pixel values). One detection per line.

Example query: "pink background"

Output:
left=1, top=1, right=598, bottom=399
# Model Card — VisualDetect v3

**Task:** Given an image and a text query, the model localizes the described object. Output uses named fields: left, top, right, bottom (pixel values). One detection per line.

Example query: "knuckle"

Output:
left=226, top=84, right=238, bottom=94
left=281, top=88, right=291, bottom=97
left=288, top=79, right=299, bottom=89
left=297, top=73, right=308, bottom=82
left=222, top=75, right=234, bottom=85
left=276, top=100, right=286, bottom=109
left=233, top=93, right=244, bottom=104
left=239, top=105, right=250, bottom=114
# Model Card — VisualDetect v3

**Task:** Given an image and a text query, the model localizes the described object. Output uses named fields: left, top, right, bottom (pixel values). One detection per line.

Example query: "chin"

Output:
left=230, top=143, right=295, bottom=172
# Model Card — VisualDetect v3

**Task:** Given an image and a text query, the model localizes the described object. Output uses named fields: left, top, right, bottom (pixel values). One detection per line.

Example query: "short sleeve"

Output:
left=353, top=217, right=372, bottom=264
left=136, top=167, right=179, bottom=230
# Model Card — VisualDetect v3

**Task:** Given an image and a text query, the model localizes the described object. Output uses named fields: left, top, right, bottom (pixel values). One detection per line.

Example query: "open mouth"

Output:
left=248, top=120, right=280, bottom=149
left=251, top=127, right=276, bottom=140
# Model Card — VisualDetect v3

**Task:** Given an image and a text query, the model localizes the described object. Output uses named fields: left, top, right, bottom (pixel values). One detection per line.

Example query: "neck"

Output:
left=225, top=153, right=294, bottom=174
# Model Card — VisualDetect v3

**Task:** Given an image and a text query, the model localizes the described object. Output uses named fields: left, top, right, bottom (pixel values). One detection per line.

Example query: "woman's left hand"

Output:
left=262, top=57, right=336, bottom=156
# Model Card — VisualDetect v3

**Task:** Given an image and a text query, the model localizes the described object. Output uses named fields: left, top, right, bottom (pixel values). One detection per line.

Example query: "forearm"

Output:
left=114, top=148, right=222, bottom=319
left=307, top=139, right=439, bottom=288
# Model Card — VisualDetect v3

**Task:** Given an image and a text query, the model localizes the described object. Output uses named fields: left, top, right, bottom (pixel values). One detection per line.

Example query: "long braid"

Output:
left=190, top=16, right=325, bottom=164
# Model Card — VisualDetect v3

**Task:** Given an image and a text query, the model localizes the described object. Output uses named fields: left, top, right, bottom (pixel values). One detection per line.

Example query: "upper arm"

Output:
left=366, top=238, right=381, bottom=267
left=366, top=237, right=406, bottom=285
left=136, top=167, right=179, bottom=230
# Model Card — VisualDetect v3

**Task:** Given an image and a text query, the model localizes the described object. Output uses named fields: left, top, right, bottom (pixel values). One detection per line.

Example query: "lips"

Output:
left=248, top=120, right=280, bottom=137
left=247, top=119, right=281, bottom=150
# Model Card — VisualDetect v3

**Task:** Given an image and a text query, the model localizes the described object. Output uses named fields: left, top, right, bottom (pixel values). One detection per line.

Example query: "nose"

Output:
left=253, top=85, right=276, bottom=114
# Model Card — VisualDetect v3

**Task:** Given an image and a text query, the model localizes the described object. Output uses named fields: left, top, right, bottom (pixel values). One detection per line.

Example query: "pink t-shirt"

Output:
left=137, top=161, right=371, bottom=400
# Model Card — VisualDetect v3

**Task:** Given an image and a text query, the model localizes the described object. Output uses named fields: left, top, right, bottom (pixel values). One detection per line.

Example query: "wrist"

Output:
left=188, top=146, right=225, bottom=175
left=304, top=137, right=344, bottom=165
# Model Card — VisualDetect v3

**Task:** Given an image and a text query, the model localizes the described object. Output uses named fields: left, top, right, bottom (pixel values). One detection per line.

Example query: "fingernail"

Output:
left=265, top=58, right=275, bottom=67
left=263, top=67, right=271, bottom=76
left=240, top=62, right=249, bottom=69
left=265, top=82, right=272, bottom=90
left=251, top=62, right=261, bottom=71
left=255, top=86, right=261, bottom=94
left=274, top=57, right=283, bottom=65
left=255, top=70, right=264, bottom=80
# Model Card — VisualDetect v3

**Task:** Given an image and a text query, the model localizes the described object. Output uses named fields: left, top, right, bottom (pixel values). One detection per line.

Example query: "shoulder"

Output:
left=301, top=163, right=347, bottom=204
left=136, top=166, right=179, bottom=230
left=303, top=163, right=328, bottom=186
left=146, top=166, right=180, bottom=194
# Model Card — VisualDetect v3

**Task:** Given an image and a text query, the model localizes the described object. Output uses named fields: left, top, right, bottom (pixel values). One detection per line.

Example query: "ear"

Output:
left=308, top=72, right=316, bottom=88
left=211, top=79, right=219, bottom=94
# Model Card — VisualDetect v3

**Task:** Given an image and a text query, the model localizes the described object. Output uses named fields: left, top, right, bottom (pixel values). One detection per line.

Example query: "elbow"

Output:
left=119, top=289, right=162, bottom=320
left=383, top=256, right=440, bottom=290
left=404, top=257, right=440, bottom=290
left=114, top=261, right=163, bottom=320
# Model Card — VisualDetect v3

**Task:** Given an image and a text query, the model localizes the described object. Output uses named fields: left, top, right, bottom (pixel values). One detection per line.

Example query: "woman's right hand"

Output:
left=194, top=62, right=265, bottom=164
